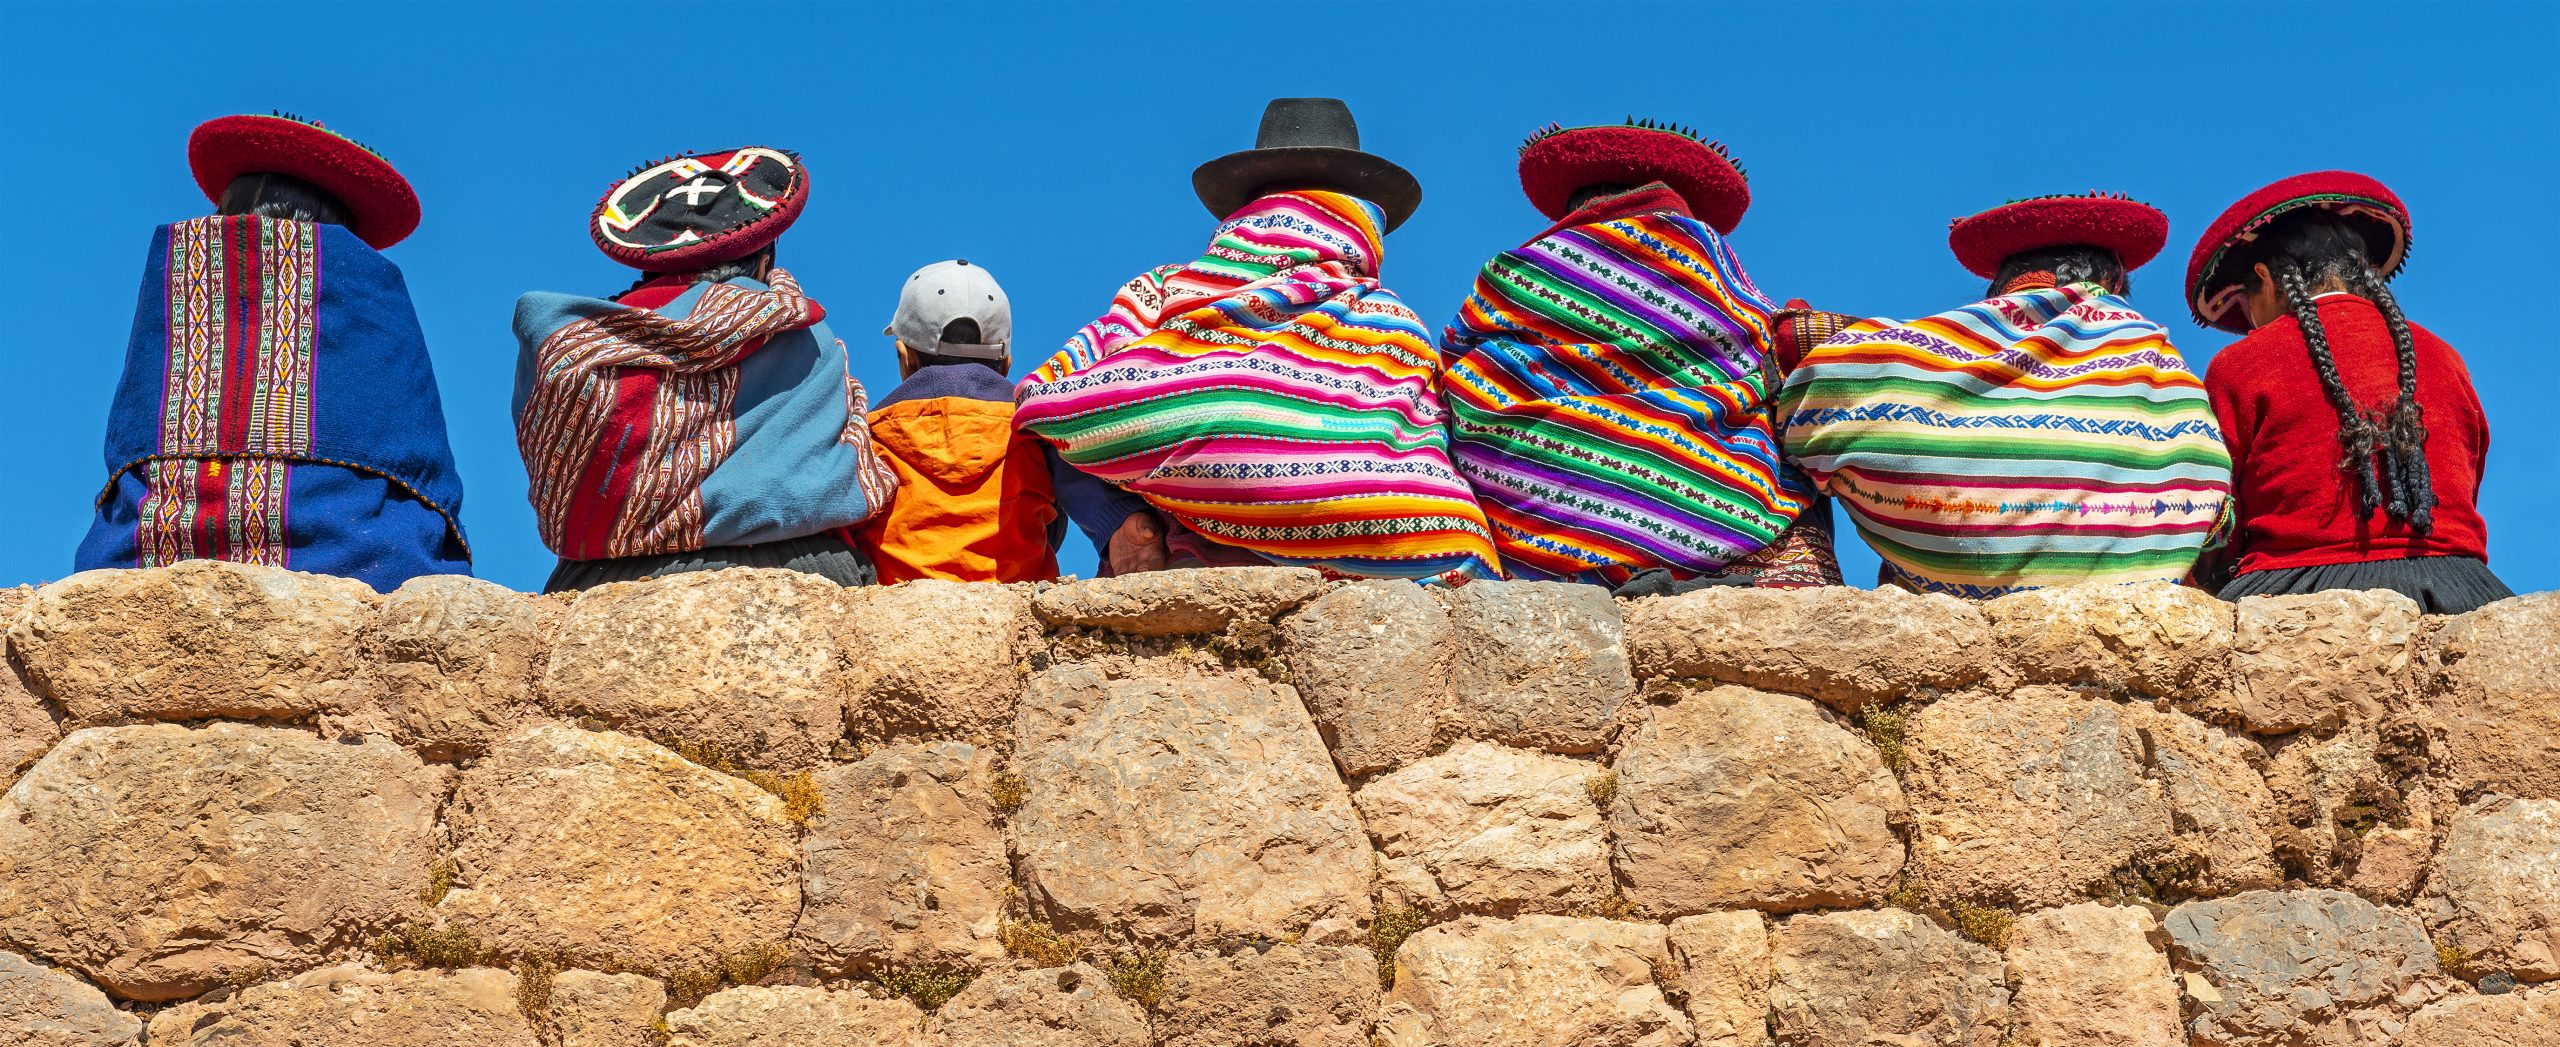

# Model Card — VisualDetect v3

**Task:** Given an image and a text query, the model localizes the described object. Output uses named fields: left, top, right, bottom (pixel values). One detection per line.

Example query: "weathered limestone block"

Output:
left=2264, top=723, right=2406, bottom=886
left=1376, top=915, right=1692, bottom=1047
left=2423, top=592, right=2560, bottom=798
left=793, top=741, right=1007, bottom=973
left=540, top=569, right=843, bottom=771
left=2005, top=903, right=2181, bottom=1047
left=10, top=561, right=377, bottom=723
left=2120, top=706, right=2285, bottom=896
left=842, top=580, right=1035, bottom=744
left=142, top=965, right=539, bottom=1047
left=1663, top=912, right=1769, bottom=1047
left=2421, top=796, right=2560, bottom=983
left=0, top=950, right=140, bottom=1047
left=1904, top=689, right=2174, bottom=908
left=1984, top=581, right=2233, bottom=702
left=663, top=985, right=928, bottom=1047
left=1353, top=741, right=1610, bottom=916
left=1279, top=580, right=1453, bottom=776
left=1154, top=944, right=1382, bottom=1047
left=440, top=724, right=799, bottom=972
left=1622, top=585, right=1990, bottom=713
left=365, top=575, right=554, bottom=759
left=2, top=587, right=58, bottom=786
left=2398, top=987, right=2560, bottom=1046
left=0, top=724, right=439, bottom=1001
left=1441, top=581, right=1633, bottom=754
left=549, top=970, right=667, bottom=1047
left=929, top=964, right=1150, bottom=1047
left=2164, top=889, right=2443, bottom=1047
left=1768, top=908, right=2008, bottom=1047
left=2346, top=825, right=2436, bottom=906
left=1010, top=667, right=1372, bottom=945
left=1611, top=685, right=1904, bottom=914
left=2221, top=591, right=2422, bottom=734
left=1032, top=567, right=1324, bottom=636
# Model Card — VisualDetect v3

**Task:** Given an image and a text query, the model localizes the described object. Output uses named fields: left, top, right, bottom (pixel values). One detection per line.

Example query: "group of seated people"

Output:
left=74, top=102, right=2511, bottom=614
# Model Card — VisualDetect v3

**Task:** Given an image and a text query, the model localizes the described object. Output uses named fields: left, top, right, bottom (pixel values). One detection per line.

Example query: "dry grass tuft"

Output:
left=991, top=773, right=1028, bottom=815
left=999, top=919, right=1086, bottom=967
left=373, top=922, right=494, bottom=971
left=221, top=961, right=271, bottom=992
left=1365, top=907, right=1431, bottom=990
left=1584, top=771, right=1619, bottom=809
left=511, top=951, right=560, bottom=1019
left=1948, top=901, right=2015, bottom=951
left=648, top=732, right=825, bottom=826
left=1588, top=891, right=1654, bottom=922
left=872, top=962, right=979, bottom=1013
left=1856, top=702, right=1910, bottom=770
left=1883, top=876, right=1929, bottom=913
left=420, top=859, right=456, bottom=907
left=1104, top=950, right=1170, bottom=1009
left=660, top=942, right=794, bottom=1009
left=2435, top=938, right=2479, bottom=980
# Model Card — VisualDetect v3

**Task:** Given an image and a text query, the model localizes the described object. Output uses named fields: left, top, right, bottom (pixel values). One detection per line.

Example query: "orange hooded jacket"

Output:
left=853, top=366, right=1059, bottom=583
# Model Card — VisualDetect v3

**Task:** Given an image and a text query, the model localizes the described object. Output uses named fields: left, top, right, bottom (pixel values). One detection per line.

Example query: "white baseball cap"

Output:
left=886, top=259, right=1011, bottom=361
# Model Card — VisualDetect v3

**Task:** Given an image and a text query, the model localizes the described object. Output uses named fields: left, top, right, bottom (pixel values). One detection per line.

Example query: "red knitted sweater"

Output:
left=2204, top=294, right=2490, bottom=575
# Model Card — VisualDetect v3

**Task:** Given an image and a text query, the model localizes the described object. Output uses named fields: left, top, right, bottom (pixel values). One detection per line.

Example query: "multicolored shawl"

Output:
left=79, top=216, right=471, bottom=592
left=1014, top=191, right=1500, bottom=580
left=1439, top=206, right=1809, bottom=584
left=1777, top=281, right=2232, bottom=597
left=512, top=268, right=897, bottom=561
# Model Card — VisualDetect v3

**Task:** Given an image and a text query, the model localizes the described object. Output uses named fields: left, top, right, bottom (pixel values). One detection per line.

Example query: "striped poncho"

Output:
left=1441, top=204, right=1810, bottom=584
left=1014, top=191, right=1500, bottom=580
left=1777, top=282, right=2231, bottom=597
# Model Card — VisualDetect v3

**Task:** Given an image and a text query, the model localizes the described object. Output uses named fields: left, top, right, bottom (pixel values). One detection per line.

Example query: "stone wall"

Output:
left=1, top=560, right=2554, bottom=1046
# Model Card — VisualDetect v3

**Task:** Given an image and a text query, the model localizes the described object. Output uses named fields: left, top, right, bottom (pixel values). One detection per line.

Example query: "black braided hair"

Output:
left=216, top=172, right=351, bottom=227
left=1987, top=244, right=2127, bottom=298
left=2237, top=209, right=2435, bottom=532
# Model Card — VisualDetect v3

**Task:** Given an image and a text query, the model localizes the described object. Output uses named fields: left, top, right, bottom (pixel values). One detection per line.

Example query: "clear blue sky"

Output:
left=9, top=1, right=2555, bottom=595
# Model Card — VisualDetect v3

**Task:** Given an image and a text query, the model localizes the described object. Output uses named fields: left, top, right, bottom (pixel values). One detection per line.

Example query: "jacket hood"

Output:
left=872, top=396, right=1020, bottom=486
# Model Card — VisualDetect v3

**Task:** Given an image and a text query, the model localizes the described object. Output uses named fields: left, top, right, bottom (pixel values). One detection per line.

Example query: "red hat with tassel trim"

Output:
left=1947, top=191, right=2168, bottom=280
left=1517, top=118, right=1751, bottom=234
left=187, top=112, right=421, bottom=250
left=2184, top=170, right=2411, bottom=333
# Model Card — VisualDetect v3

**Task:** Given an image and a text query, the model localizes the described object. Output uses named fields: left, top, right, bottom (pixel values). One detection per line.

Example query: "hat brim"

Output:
left=188, top=115, right=420, bottom=250
left=2184, top=170, right=2410, bottom=333
left=1192, top=147, right=1420, bottom=232
left=1947, top=196, right=2168, bottom=281
left=1518, top=125, right=1749, bottom=234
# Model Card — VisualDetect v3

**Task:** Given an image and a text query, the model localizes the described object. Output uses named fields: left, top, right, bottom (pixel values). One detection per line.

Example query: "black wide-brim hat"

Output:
left=1192, top=98, right=1421, bottom=232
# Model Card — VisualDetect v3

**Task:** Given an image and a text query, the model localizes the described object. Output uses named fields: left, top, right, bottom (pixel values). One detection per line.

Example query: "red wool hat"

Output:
left=1946, top=192, right=2168, bottom=280
left=2184, top=170, right=2411, bottom=333
left=591, top=147, right=809, bottom=271
left=188, top=113, right=421, bottom=250
left=1518, top=119, right=1751, bottom=234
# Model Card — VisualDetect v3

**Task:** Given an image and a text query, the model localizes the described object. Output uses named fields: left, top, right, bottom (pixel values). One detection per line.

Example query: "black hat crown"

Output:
left=1254, top=98, right=1361, bottom=150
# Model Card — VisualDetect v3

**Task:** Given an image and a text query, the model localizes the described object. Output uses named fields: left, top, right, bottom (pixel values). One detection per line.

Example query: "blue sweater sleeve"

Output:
left=1044, top=445, right=1152, bottom=558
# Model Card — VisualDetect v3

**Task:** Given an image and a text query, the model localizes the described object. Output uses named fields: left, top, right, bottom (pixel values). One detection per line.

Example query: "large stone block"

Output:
left=1032, top=567, right=1325, bottom=636
left=2163, top=889, right=2443, bottom=1047
left=1610, top=685, right=1904, bottom=914
left=1376, top=915, right=1692, bottom=1047
left=1623, top=585, right=1991, bottom=713
left=142, top=965, right=539, bottom=1047
left=1154, top=944, right=1382, bottom=1047
left=2421, top=796, right=2560, bottom=983
left=1663, top=912, right=1769, bottom=1047
left=439, top=725, right=799, bottom=972
left=1011, top=667, right=1372, bottom=945
left=0, top=724, right=439, bottom=1001
left=2422, top=592, right=2560, bottom=798
left=1768, top=908, right=2008, bottom=1047
left=1904, top=690, right=2174, bottom=908
left=2263, top=723, right=2407, bottom=887
left=793, top=741, right=1007, bottom=973
left=1441, top=581, right=1634, bottom=755
left=1, top=587, right=58, bottom=787
left=2004, top=903, right=2181, bottom=1047
left=2120, top=706, right=2285, bottom=896
left=1279, top=580, right=1453, bottom=776
left=365, top=575, right=554, bottom=760
left=9, top=562, right=378, bottom=723
left=663, top=985, right=927, bottom=1047
left=540, top=570, right=844, bottom=771
left=2220, top=591, right=2422, bottom=734
left=929, top=964, right=1151, bottom=1047
left=549, top=970, right=667, bottom=1047
left=0, top=950, right=140, bottom=1047
left=1983, top=582, right=2233, bottom=702
left=1353, top=741, right=1611, bottom=917
left=842, top=580, right=1036, bottom=745
left=2398, top=987, right=2560, bottom=1046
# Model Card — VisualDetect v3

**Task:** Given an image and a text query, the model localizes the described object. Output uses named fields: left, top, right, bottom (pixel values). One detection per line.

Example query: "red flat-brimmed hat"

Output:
left=592, top=146, right=809, bottom=271
left=1946, top=192, right=2167, bottom=280
left=188, top=113, right=420, bottom=250
left=1518, top=119, right=1750, bottom=234
left=2184, top=170, right=2411, bottom=333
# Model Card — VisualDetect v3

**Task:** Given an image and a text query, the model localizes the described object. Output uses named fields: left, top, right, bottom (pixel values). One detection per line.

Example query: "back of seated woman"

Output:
left=2187, top=171, right=2509, bottom=613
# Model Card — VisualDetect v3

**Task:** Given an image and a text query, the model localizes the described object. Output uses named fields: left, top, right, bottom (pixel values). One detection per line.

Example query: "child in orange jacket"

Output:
left=854, top=260, right=1063, bottom=583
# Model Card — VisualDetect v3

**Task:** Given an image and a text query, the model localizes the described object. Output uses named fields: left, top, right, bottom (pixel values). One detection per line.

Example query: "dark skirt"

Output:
left=2218, top=556, right=2514, bottom=615
left=544, top=532, right=877, bottom=594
